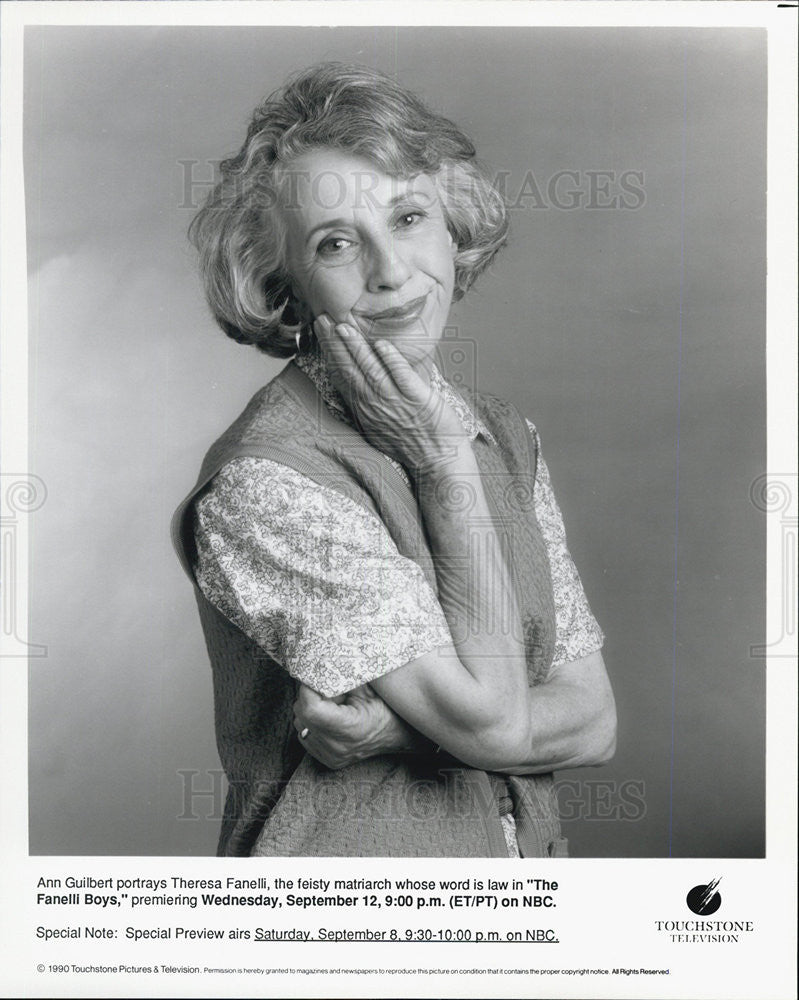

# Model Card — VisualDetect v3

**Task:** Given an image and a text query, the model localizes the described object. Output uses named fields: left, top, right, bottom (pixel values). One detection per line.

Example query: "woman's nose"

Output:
left=365, top=237, right=412, bottom=293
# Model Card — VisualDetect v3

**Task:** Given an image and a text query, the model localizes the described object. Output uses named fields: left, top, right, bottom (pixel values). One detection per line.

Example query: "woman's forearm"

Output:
left=498, top=651, right=617, bottom=774
left=380, top=651, right=615, bottom=773
left=301, top=650, right=616, bottom=773
left=410, top=447, right=617, bottom=773
left=413, top=442, right=529, bottom=688
left=371, top=442, right=537, bottom=769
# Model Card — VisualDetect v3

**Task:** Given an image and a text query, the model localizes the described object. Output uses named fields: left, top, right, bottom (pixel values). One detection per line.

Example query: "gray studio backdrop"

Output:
left=25, top=27, right=765, bottom=857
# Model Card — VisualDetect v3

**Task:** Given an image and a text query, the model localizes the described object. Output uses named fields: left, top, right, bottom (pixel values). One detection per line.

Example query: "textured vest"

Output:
left=171, top=361, right=565, bottom=857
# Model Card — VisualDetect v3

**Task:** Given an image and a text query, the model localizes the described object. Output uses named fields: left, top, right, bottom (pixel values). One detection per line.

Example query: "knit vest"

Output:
left=171, top=361, right=566, bottom=857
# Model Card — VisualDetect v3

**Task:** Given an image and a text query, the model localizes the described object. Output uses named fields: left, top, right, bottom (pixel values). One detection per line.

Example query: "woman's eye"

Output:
left=317, top=237, right=353, bottom=257
left=395, top=211, right=424, bottom=229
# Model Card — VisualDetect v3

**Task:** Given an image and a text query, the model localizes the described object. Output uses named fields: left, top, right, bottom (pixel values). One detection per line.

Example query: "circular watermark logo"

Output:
left=686, top=879, right=722, bottom=915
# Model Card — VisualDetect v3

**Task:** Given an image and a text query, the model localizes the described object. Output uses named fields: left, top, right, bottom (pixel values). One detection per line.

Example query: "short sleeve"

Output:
left=527, top=421, right=605, bottom=667
left=192, top=457, right=453, bottom=697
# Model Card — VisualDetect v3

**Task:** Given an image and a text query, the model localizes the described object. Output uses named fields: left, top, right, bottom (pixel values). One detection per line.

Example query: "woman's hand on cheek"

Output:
left=313, top=313, right=468, bottom=473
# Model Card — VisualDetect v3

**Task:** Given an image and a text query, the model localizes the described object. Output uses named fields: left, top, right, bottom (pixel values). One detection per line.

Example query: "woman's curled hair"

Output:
left=189, top=62, right=509, bottom=357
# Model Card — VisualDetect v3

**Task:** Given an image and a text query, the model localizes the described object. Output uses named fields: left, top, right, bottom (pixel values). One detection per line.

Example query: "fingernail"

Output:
left=336, top=324, right=350, bottom=338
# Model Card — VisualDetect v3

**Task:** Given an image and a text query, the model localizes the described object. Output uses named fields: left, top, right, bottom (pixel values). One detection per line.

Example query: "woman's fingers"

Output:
left=292, top=684, right=362, bottom=770
left=314, top=312, right=423, bottom=401
left=292, top=682, right=420, bottom=769
left=296, top=683, right=325, bottom=710
left=372, top=339, right=425, bottom=401
left=311, top=311, right=464, bottom=467
left=314, top=314, right=378, bottom=401
left=338, top=322, right=430, bottom=413
left=313, top=313, right=356, bottom=369
left=336, top=321, right=394, bottom=389
left=315, top=311, right=391, bottom=385
left=294, top=684, right=349, bottom=730
left=313, top=314, right=353, bottom=381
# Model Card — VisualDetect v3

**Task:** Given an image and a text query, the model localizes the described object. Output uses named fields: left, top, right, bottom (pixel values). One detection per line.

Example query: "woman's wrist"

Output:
left=408, top=439, right=477, bottom=484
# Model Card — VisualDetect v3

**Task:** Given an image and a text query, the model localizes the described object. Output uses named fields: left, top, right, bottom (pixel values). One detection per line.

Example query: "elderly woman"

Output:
left=172, top=62, right=616, bottom=858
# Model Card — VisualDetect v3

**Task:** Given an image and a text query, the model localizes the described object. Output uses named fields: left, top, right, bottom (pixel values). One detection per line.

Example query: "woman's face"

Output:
left=282, top=147, right=456, bottom=369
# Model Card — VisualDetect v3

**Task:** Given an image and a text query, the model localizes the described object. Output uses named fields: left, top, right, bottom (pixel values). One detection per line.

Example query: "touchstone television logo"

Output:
left=686, top=878, right=722, bottom=915
left=654, top=877, right=755, bottom=944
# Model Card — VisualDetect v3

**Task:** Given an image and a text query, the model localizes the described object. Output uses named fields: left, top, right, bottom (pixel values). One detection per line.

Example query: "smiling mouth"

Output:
left=358, top=293, right=429, bottom=325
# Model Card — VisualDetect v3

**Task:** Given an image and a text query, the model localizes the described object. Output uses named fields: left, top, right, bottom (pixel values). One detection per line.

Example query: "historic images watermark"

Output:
left=555, top=778, right=646, bottom=823
left=176, top=160, right=647, bottom=214
left=0, top=474, right=48, bottom=658
left=176, top=769, right=646, bottom=825
left=749, top=473, right=796, bottom=658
